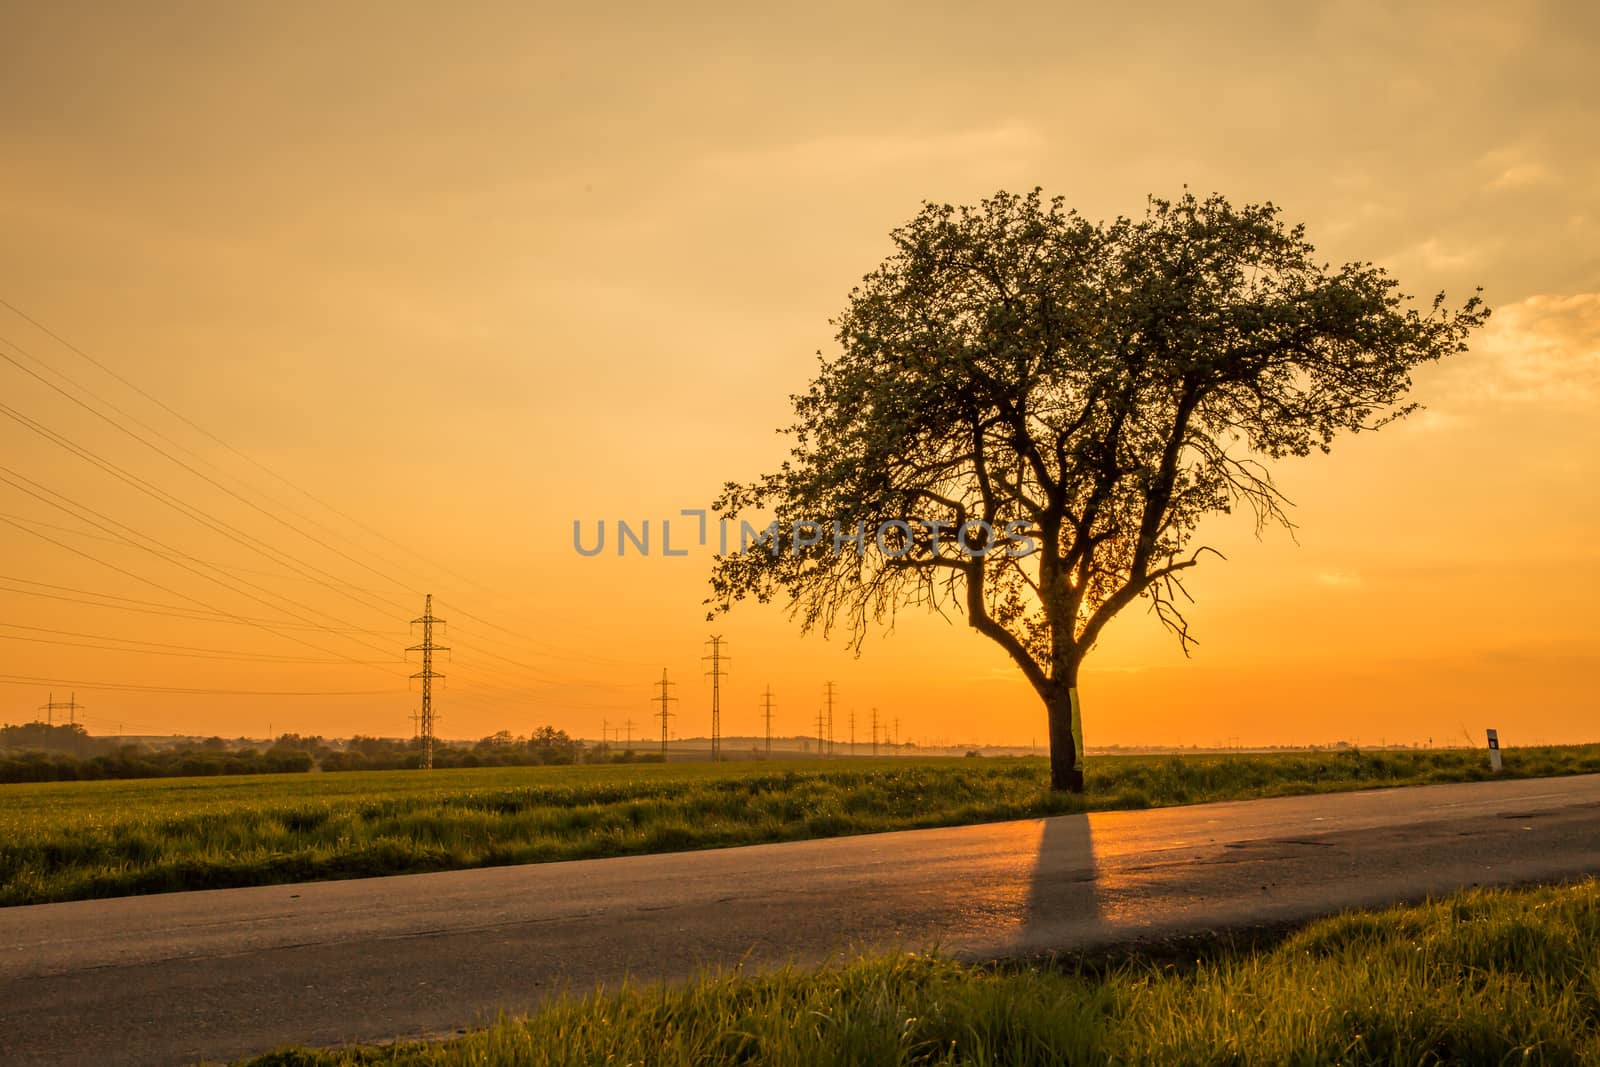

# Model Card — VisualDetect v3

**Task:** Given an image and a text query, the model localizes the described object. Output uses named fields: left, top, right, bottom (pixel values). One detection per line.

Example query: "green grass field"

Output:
left=242, top=878, right=1600, bottom=1066
left=3, top=745, right=1597, bottom=907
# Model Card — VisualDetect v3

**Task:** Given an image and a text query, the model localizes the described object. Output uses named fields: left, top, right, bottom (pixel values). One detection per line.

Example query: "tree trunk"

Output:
left=1045, top=677, right=1085, bottom=793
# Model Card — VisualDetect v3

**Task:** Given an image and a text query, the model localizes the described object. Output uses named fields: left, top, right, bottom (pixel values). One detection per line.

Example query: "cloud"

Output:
left=1486, top=162, right=1550, bottom=191
left=1316, top=570, right=1362, bottom=588
left=1407, top=408, right=1466, bottom=433
left=1423, top=292, right=1600, bottom=408
left=695, top=121, right=1044, bottom=181
left=1404, top=237, right=1481, bottom=272
left=1479, top=146, right=1553, bottom=192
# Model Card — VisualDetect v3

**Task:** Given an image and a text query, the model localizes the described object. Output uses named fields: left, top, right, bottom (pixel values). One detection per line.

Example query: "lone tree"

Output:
left=708, top=191, right=1487, bottom=792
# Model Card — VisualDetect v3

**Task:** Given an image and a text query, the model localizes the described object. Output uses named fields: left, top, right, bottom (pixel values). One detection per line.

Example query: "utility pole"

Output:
left=894, top=716, right=900, bottom=755
left=872, top=706, right=879, bottom=757
left=38, top=692, right=84, bottom=726
left=654, top=668, right=678, bottom=758
left=624, top=718, right=634, bottom=748
left=703, top=635, right=729, bottom=761
left=761, top=685, right=774, bottom=757
left=849, top=708, right=856, bottom=757
left=823, top=680, right=836, bottom=756
left=814, top=705, right=825, bottom=756
left=406, top=594, right=449, bottom=770
left=601, top=718, right=609, bottom=747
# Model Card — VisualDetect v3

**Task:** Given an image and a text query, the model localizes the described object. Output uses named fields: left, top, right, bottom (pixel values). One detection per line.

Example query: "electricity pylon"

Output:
left=38, top=692, right=83, bottom=726
left=654, top=668, right=678, bottom=757
left=872, top=706, right=879, bottom=757
left=824, top=680, right=836, bottom=756
left=704, top=635, right=729, bottom=761
left=406, top=594, right=449, bottom=770
left=761, top=684, right=774, bottom=757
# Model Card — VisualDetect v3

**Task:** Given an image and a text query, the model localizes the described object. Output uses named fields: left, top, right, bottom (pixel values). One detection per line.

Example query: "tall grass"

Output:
left=2, top=746, right=1596, bottom=907
left=247, top=878, right=1600, bottom=1065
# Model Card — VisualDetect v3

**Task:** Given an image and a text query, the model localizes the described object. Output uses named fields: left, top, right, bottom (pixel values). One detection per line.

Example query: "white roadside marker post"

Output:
left=1487, top=728, right=1503, bottom=773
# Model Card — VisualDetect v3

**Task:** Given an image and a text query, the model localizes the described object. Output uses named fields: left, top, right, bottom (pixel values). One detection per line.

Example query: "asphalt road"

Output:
left=3, top=774, right=1599, bottom=1065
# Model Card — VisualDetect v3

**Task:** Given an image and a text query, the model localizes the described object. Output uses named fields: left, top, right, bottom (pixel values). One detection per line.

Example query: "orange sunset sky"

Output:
left=1, top=3, right=1596, bottom=748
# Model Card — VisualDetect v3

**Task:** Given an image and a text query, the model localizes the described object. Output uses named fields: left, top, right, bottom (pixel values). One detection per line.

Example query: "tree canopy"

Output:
left=709, top=190, right=1488, bottom=791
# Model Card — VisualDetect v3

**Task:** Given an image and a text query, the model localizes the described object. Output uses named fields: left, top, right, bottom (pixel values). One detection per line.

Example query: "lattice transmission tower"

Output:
left=704, top=635, right=729, bottom=761
left=654, top=668, right=678, bottom=757
left=761, top=684, right=774, bottom=757
left=38, top=692, right=83, bottom=726
left=823, top=680, right=836, bottom=757
left=406, top=594, right=449, bottom=769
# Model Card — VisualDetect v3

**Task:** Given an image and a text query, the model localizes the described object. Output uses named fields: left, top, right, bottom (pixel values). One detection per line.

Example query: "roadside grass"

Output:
left=3, top=745, right=1597, bottom=907
left=243, top=878, right=1600, bottom=1066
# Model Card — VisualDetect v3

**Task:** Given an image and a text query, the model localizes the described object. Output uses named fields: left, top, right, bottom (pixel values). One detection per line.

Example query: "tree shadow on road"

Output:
left=1006, top=811, right=1114, bottom=959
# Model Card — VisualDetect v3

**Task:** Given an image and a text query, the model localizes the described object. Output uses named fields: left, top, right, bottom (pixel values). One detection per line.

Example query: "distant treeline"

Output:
left=0, top=747, right=314, bottom=783
left=0, top=723, right=662, bottom=783
left=317, top=728, right=665, bottom=771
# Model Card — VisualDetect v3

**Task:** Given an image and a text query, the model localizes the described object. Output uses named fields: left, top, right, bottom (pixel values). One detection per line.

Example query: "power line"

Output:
left=0, top=326, right=426, bottom=591
left=0, top=300, right=657, bottom=713
left=63, top=711, right=171, bottom=736
left=0, top=334, right=421, bottom=608
left=0, top=577, right=402, bottom=634
left=0, top=301, right=662, bottom=701
left=0, top=509, right=397, bottom=595
left=435, top=600, right=650, bottom=671
left=0, top=466, right=411, bottom=664
left=0, top=466, right=408, bottom=662
left=0, top=301, right=646, bottom=662
left=431, top=626, right=642, bottom=689
left=0, top=406, right=412, bottom=623
left=0, top=297, right=502, bottom=601
left=0, top=625, right=399, bottom=664
left=2, top=338, right=636, bottom=686
left=0, top=495, right=626, bottom=722
left=0, top=512, right=402, bottom=675
left=1, top=616, right=395, bottom=655
left=0, top=569, right=631, bottom=692
left=0, top=511, right=643, bottom=713
left=0, top=674, right=391, bottom=696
